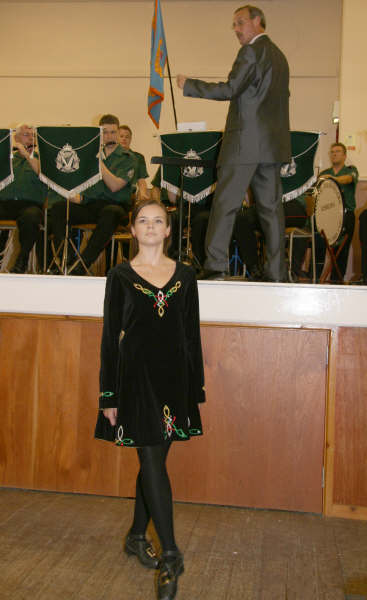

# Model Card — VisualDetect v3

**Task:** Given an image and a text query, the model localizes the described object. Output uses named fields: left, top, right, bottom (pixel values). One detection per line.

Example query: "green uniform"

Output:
left=0, top=151, right=46, bottom=204
left=131, top=150, right=148, bottom=182
left=319, top=164, right=359, bottom=211
left=317, top=163, right=359, bottom=280
left=0, top=150, right=45, bottom=269
left=83, top=145, right=135, bottom=207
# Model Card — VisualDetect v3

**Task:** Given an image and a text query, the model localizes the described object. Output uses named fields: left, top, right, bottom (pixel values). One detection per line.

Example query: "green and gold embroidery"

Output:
left=162, top=404, right=188, bottom=439
left=115, top=425, right=135, bottom=446
left=134, top=281, right=181, bottom=317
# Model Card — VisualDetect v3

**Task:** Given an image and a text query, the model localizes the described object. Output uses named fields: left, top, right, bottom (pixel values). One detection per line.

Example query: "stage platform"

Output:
left=1, top=273, right=367, bottom=521
left=1, top=272, right=367, bottom=327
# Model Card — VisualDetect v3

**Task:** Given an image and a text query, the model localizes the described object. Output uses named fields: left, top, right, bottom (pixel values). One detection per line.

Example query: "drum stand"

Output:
left=319, top=230, right=348, bottom=284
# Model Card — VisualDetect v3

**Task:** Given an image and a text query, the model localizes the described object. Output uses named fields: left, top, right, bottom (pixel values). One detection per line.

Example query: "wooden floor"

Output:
left=1, top=490, right=367, bottom=600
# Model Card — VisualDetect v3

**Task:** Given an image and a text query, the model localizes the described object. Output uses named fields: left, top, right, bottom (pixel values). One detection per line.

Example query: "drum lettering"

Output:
left=321, top=202, right=335, bottom=211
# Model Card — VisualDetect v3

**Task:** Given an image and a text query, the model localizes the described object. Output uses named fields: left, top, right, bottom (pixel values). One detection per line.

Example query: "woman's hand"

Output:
left=103, top=407, right=117, bottom=426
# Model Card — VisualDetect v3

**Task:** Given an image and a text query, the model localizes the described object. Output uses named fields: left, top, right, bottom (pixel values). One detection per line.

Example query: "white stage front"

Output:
left=0, top=273, right=366, bottom=328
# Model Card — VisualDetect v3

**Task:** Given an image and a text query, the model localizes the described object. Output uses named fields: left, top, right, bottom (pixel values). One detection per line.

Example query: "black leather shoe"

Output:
left=157, top=551, right=184, bottom=600
left=247, top=265, right=264, bottom=281
left=197, top=269, right=229, bottom=281
left=10, top=254, right=29, bottom=274
left=124, top=533, right=159, bottom=569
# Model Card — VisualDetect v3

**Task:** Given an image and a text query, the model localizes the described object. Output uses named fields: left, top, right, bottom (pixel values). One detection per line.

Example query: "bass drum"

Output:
left=314, top=177, right=346, bottom=245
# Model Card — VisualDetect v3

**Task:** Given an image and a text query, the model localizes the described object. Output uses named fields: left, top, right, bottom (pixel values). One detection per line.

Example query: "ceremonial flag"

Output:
left=36, top=127, right=101, bottom=199
left=148, top=0, right=168, bottom=128
left=160, top=131, right=222, bottom=203
left=281, top=131, right=321, bottom=201
left=0, top=129, right=14, bottom=191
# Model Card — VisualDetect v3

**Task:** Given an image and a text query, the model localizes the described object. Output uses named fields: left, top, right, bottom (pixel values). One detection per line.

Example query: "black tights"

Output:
left=130, top=442, right=177, bottom=553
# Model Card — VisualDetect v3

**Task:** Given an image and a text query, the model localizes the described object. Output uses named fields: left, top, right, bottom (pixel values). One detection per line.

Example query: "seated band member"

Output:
left=0, top=124, right=46, bottom=273
left=233, top=195, right=308, bottom=281
left=49, top=114, right=135, bottom=275
left=316, top=143, right=358, bottom=282
left=118, top=125, right=150, bottom=201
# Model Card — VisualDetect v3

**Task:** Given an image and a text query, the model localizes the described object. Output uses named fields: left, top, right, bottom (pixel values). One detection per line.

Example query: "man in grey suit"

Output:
left=177, top=4, right=291, bottom=281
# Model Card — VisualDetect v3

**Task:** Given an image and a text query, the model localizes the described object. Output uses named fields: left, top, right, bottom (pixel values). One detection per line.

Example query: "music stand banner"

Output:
left=281, top=131, right=321, bottom=201
left=160, top=131, right=222, bottom=203
left=37, top=127, right=102, bottom=199
left=0, top=129, right=14, bottom=191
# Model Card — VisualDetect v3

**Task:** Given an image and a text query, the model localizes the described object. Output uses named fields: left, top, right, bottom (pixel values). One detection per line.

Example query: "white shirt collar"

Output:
left=250, top=33, right=267, bottom=45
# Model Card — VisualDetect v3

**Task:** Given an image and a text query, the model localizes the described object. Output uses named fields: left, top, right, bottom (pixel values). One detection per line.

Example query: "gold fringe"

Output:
left=161, top=180, right=216, bottom=204
left=0, top=172, right=14, bottom=191
left=39, top=171, right=102, bottom=199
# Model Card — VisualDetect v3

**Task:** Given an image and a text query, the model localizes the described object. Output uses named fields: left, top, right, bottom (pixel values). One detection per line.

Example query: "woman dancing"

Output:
left=95, top=198, right=205, bottom=600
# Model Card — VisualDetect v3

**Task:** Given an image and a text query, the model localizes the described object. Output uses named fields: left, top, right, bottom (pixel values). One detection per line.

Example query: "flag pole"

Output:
left=166, top=56, right=178, bottom=131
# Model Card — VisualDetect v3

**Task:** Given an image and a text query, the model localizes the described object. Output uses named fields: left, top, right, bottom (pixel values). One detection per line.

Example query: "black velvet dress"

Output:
left=94, top=261, right=205, bottom=447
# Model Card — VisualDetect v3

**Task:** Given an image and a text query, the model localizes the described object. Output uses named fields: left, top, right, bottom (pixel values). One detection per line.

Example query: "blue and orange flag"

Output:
left=148, top=0, right=168, bottom=128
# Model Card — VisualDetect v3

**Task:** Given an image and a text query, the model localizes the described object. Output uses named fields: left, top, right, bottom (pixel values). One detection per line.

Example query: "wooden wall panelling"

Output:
left=0, top=318, right=39, bottom=488
left=324, top=328, right=337, bottom=517
left=168, top=325, right=329, bottom=514
left=35, top=318, right=84, bottom=492
left=330, top=327, right=367, bottom=518
left=1, top=317, right=329, bottom=514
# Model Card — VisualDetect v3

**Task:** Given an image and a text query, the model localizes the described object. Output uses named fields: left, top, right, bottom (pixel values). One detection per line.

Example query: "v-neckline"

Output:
left=128, top=261, right=178, bottom=291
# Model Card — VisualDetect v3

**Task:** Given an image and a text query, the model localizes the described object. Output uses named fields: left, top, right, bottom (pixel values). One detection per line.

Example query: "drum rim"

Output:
left=313, top=177, right=346, bottom=246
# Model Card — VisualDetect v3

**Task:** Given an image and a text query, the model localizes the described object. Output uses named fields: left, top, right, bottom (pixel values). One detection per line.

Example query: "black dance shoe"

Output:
left=157, top=551, right=184, bottom=600
left=124, top=532, right=159, bottom=569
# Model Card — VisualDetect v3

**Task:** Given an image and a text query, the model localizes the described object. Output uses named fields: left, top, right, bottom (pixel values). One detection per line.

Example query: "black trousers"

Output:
left=315, top=210, right=355, bottom=281
left=50, top=199, right=128, bottom=266
left=0, top=200, right=43, bottom=257
left=204, top=163, right=286, bottom=280
left=233, top=199, right=308, bottom=275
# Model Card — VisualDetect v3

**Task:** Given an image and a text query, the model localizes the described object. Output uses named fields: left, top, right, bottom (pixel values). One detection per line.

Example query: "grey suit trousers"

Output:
left=204, top=163, right=286, bottom=281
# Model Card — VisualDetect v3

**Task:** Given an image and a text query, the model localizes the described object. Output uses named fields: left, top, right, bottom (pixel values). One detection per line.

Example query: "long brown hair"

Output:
left=130, top=198, right=172, bottom=258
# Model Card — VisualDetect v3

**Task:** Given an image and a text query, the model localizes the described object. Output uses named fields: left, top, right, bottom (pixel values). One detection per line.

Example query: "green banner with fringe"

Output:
left=0, top=129, right=14, bottom=191
left=160, top=131, right=222, bottom=203
left=37, top=126, right=101, bottom=199
left=281, top=131, right=321, bottom=201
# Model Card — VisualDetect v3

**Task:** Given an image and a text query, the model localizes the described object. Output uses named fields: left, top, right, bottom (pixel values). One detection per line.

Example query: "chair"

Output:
left=110, top=225, right=133, bottom=268
left=285, top=194, right=316, bottom=283
left=0, top=219, right=40, bottom=273
left=68, top=223, right=133, bottom=275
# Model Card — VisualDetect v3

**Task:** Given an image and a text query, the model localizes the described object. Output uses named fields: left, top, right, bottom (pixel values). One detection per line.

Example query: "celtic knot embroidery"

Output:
left=133, top=281, right=181, bottom=317
left=115, top=425, right=135, bottom=447
left=162, top=405, right=188, bottom=439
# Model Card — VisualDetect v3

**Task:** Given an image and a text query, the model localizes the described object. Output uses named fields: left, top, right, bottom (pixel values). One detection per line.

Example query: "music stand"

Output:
left=151, top=156, right=215, bottom=262
left=48, top=196, right=91, bottom=276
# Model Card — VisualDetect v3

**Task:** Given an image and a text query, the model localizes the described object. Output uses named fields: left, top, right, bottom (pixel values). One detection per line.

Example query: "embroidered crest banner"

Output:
left=159, top=131, right=222, bottom=203
left=281, top=131, right=321, bottom=201
left=0, top=129, right=14, bottom=191
left=36, top=126, right=101, bottom=199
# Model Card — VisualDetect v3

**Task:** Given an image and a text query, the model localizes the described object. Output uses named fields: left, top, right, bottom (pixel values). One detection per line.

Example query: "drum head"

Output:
left=314, top=178, right=344, bottom=245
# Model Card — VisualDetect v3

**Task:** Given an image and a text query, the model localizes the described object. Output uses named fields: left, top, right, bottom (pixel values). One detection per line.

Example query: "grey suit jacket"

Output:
left=183, top=35, right=291, bottom=166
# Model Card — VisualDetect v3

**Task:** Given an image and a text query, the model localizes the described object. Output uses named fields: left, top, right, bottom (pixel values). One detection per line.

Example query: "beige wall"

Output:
left=0, top=0, right=341, bottom=177
left=340, top=0, right=367, bottom=179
